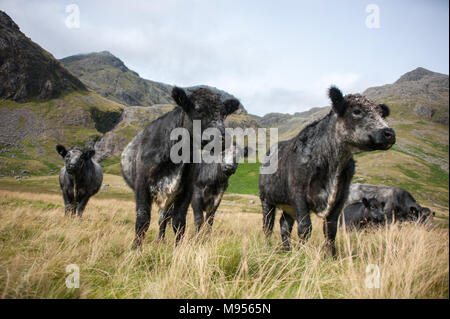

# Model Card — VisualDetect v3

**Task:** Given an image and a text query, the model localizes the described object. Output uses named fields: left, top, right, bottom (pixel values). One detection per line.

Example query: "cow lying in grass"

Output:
left=56, top=145, right=103, bottom=217
left=347, top=183, right=435, bottom=224
left=340, top=198, right=385, bottom=229
left=158, top=144, right=243, bottom=240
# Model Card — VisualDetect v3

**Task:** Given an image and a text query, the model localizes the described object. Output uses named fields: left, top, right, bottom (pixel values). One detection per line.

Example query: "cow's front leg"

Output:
left=323, top=197, right=347, bottom=257
left=65, top=204, right=76, bottom=217
left=76, top=196, right=90, bottom=218
left=132, top=177, right=152, bottom=249
left=205, top=212, right=215, bottom=232
left=261, top=200, right=276, bottom=238
left=158, top=209, right=171, bottom=242
left=62, top=188, right=75, bottom=217
left=171, top=190, right=192, bottom=245
left=293, top=197, right=312, bottom=244
left=280, top=211, right=294, bottom=250
left=323, top=210, right=340, bottom=258
left=191, top=195, right=204, bottom=234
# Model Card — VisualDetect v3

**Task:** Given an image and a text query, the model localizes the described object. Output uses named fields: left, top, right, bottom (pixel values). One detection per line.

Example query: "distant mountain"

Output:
left=0, top=11, right=86, bottom=102
left=363, top=67, right=449, bottom=124
left=60, top=51, right=173, bottom=106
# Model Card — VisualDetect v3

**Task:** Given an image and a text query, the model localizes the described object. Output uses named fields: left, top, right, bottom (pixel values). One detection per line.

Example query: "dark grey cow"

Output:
left=347, top=183, right=435, bottom=224
left=259, top=86, right=395, bottom=256
left=56, top=145, right=103, bottom=217
left=121, top=87, right=239, bottom=248
left=340, top=198, right=385, bottom=229
left=158, top=144, right=243, bottom=240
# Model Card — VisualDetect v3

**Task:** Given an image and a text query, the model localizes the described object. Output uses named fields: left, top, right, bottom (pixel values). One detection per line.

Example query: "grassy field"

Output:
left=0, top=174, right=448, bottom=298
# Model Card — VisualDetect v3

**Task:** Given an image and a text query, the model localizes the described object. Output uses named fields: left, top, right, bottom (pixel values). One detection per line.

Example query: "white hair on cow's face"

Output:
left=334, top=93, right=393, bottom=154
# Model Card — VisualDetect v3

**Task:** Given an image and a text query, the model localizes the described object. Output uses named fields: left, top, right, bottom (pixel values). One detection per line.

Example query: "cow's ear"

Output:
left=84, top=149, right=95, bottom=159
left=362, top=197, right=369, bottom=207
left=224, top=99, right=240, bottom=115
left=379, top=104, right=390, bottom=118
left=329, top=86, right=346, bottom=117
left=56, top=144, right=67, bottom=158
left=172, top=87, right=194, bottom=114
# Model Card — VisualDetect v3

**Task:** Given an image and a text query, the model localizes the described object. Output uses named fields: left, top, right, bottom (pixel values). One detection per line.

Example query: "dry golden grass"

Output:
left=0, top=189, right=448, bottom=299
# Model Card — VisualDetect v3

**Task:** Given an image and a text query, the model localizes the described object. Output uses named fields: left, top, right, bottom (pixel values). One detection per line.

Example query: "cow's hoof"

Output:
left=131, top=239, right=143, bottom=250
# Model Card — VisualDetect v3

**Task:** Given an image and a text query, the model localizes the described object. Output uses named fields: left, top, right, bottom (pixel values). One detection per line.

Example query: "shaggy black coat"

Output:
left=259, top=86, right=395, bottom=255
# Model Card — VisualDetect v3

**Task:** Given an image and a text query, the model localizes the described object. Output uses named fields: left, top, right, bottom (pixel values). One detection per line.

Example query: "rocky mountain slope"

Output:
left=60, top=51, right=173, bottom=106
left=363, top=67, right=448, bottom=124
left=0, top=11, right=86, bottom=102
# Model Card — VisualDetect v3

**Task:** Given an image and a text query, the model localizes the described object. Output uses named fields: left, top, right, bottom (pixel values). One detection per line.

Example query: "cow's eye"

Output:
left=352, top=109, right=362, bottom=116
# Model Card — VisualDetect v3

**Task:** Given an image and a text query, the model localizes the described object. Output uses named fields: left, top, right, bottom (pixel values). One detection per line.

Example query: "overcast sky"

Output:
left=1, top=0, right=448, bottom=116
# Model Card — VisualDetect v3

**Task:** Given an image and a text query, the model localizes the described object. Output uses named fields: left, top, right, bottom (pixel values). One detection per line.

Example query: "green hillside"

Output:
left=0, top=90, right=125, bottom=176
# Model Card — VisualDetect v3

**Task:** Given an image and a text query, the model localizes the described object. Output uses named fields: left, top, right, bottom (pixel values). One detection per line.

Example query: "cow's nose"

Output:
left=383, top=128, right=395, bottom=142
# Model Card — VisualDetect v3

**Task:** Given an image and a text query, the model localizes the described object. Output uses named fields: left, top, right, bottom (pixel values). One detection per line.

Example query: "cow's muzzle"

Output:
left=370, top=128, right=396, bottom=150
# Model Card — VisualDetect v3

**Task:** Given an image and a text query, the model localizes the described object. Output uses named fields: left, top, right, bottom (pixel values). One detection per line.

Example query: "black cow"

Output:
left=347, top=183, right=435, bottom=224
left=56, top=145, right=103, bottom=217
left=259, top=86, right=395, bottom=256
left=158, top=144, right=243, bottom=240
left=121, top=87, right=239, bottom=248
left=340, top=198, right=385, bottom=229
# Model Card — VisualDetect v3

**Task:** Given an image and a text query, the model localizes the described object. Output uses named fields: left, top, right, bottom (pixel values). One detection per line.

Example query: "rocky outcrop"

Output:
left=0, top=11, right=86, bottom=102
left=60, top=51, right=173, bottom=106
left=363, top=67, right=448, bottom=125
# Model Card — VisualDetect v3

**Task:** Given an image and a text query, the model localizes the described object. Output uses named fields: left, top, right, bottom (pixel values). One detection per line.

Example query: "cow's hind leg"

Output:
left=262, top=200, right=276, bottom=237
left=280, top=211, right=294, bottom=250
left=132, top=178, right=152, bottom=249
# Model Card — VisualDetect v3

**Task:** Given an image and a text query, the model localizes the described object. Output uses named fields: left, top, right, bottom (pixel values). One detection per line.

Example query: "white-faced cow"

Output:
left=56, top=145, right=103, bottom=217
left=259, top=86, right=395, bottom=256
left=347, top=183, right=435, bottom=224
left=158, top=144, right=244, bottom=240
left=121, top=87, right=239, bottom=248
left=340, top=198, right=385, bottom=229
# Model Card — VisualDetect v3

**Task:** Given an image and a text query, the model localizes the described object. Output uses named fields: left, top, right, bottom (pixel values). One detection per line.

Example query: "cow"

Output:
left=347, top=183, right=435, bottom=224
left=259, top=86, right=395, bottom=256
left=56, top=145, right=103, bottom=217
left=121, top=87, right=239, bottom=248
left=339, top=198, right=385, bottom=229
left=158, top=144, right=243, bottom=241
